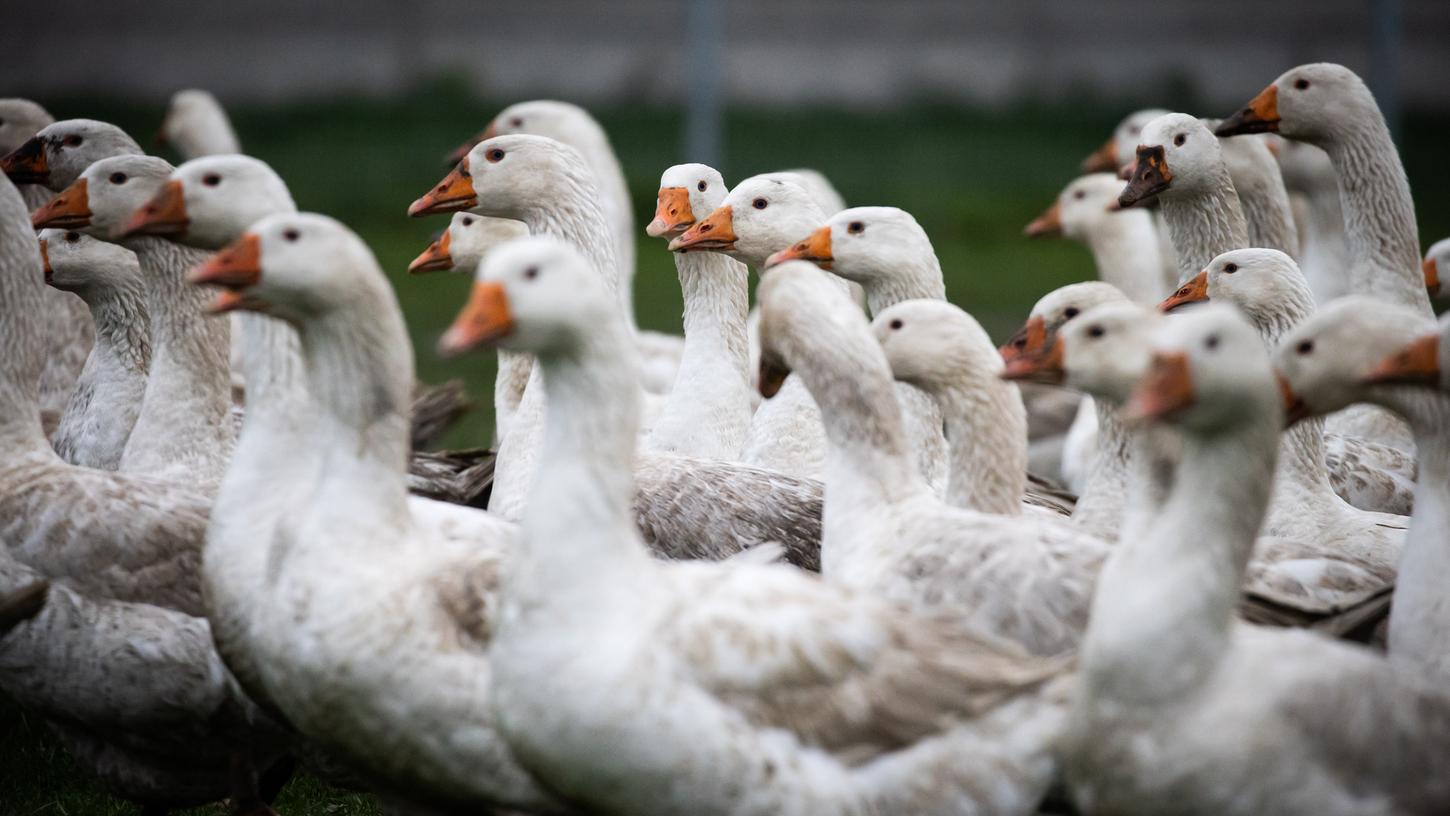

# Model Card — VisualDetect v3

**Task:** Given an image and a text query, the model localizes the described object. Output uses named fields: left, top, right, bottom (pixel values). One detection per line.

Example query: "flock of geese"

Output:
left=2, top=60, right=1450, bottom=816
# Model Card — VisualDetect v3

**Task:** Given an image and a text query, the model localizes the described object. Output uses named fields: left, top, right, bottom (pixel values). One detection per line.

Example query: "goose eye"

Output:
left=1087, top=325, right=1105, bottom=338
left=64, top=231, right=80, bottom=243
left=847, top=221, right=865, bottom=234
left=752, top=198, right=767, bottom=210
left=62, top=134, right=82, bottom=147
left=697, top=181, right=707, bottom=192
left=108, top=172, right=127, bottom=184
left=1296, top=340, right=1314, bottom=355
left=202, top=173, right=221, bottom=187
left=1173, top=134, right=1186, bottom=147
left=462, top=217, right=474, bottom=226
left=1205, top=334, right=1220, bottom=350
left=1063, top=307, right=1080, bottom=319
left=509, top=117, right=523, bottom=128
left=1128, top=126, right=1140, bottom=135
left=889, top=319, right=903, bottom=330
left=1294, top=78, right=1310, bottom=91
left=523, top=266, right=539, bottom=280
left=486, top=149, right=505, bottom=163
left=1223, top=263, right=1238, bottom=273
left=1072, top=190, right=1086, bottom=200
left=283, top=229, right=300, bottom=242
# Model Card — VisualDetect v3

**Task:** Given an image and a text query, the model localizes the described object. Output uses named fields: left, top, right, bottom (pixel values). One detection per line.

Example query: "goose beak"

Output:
left=408, top=230, right=453, bottom=275
left=645, top=187, right=695, bottom=238
left=1000, top=334, right=1065, bottom=384
left=38, top=237, right=53, bottom=285
left=1159, top=270, right=1210, bottom=312
left=409, top=163, right=477, bottom=217
left=1, top=136, right=49, bottom=185
left=669, top=205, right=737, bottom=253
left=189, top=233, right=262, bottom=312
left=438, top=281, right=514, bottom=357
left=1118, top=146, right=1171, bottom=209
left=1362, top=333, right=1439, bottom=388
left=1216, top=83, right=1280, bottom=136
left=446, top=120, right=497, bottom=166
left=1276, top=371, right=1313, bottom=427
left=765, top=225, right=833, bottom=269
left=1425, top=257, right=1440, bottom=298
left=31, top=179, right=92, bottom=230
left=1081, top=137, right=1119, bottom=173
left=758, top=356, right=791, bottom=398
left=121, top=180, right=189, bottom=239
left=1124, top=351, right=1193, bottom=421
left=1023, top=200, right=1063, bottom=238
left=999, top=315, right=1048, bottom=364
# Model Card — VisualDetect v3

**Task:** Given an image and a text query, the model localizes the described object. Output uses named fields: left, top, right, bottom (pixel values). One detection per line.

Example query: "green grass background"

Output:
left=4, top=84, right=1448, bottom=813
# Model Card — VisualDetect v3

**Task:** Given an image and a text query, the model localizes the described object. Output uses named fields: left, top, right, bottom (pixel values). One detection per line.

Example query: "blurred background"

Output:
left=2, top=3, right=1449, bottom=806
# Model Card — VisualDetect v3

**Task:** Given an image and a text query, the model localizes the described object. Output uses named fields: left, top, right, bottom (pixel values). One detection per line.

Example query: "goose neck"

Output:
left=516, top=173, right=622, bottom=306
left=1073, top=400, right=1131, bottom=539
left=676, top=251, right=750, bottom=382
left=935, top=378, right=1026, bottom=515
left=0, top=196, right=48, bottom=451
left=1159, top=175, right=1249, bottom=283
left=1085, top=214, right=1166, bottom=304
left=858, top=256, right=946, bottom=316
left=84, top=283, right=152, bottom=377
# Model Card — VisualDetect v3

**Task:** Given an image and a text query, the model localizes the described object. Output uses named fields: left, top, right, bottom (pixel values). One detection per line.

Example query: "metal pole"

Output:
left=1369, top=0, right=1402, bottom=143
left=684, top=0, right=725, bottom=171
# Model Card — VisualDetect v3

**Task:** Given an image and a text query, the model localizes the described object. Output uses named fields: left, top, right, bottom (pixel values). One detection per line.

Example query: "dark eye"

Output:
left=1223, top=263, right=1238, bottom=273
left=1294, top=78, right=1310, bottom=91
left=202, top=173, right=221, bottom=187
left=752, top=198, right=767, bottom=210
left=1073, top=190, right=1086, bottom=200
left=62, top=134, right=82, bottom=147
left=889, top=319, right=903, bottom=330
left=1173, top=134, right=1186, bottom=147
left=1087, top=325, right=1105, bottom=338
left=486, top=149, right=505, bottom=163
left=847, top=221, right=865, bottom=234
left=108, top=172, right=127, bottom=184
left=283, top=229, right=300, bottom=242
left=1296, top=340, right=1314, bottom=355
left=1205, top=334, right=1220, bottom=350
left=509, top=117, right=523, bottom=128
left=1128, top=126, right=1140, bottom=135
left=64, top=231, right=80, bottom=243
left=697, top=181, right=707, bottom=192
left=523, top=266, right=539, bottom=280
left=462, top=217, right=474, bottom=226
left=1064, top=307, right=1080, bottom=319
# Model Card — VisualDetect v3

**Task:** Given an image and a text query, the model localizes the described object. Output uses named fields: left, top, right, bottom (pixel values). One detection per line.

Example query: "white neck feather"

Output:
left=1160, top=172, right=1249, bottom=284
left=1085, top=213, right=1168, bottom=304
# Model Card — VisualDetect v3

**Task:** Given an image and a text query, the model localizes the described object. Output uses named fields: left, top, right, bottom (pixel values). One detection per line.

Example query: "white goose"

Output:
left=1277, top=299, right=1449, bottom=681
left=461, top=235, right=1071, bottom=816
left=757, top=261, right=1106, bottom=656
left=1423, top=236, right=1448, bottom=300
left=156, top=89, right=241, bottom=159
left=1081, top=107, right=1179, bottom=292
left=32, top=154, right=234, bottom=486
left=1276, top=140, right=1350, bottom=302
left=39, top=229, right=150, bottom=470
left=1216, top=132, right=1298, bottom=256
left=1026, top=173, right=1166, bottom=304
left=1062, top=304, right=1450, bottom=816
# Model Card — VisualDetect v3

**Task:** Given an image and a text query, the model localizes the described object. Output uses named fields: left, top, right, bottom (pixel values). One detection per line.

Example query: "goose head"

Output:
left=1216, top=63, right=1374, bottom=142
left=1025, top=174, right=1135, bottom=240
left=448, top=100, right=602, bottom=166
left=436, top=236, right=612, bottom=358
left=754, top=259, right=870, bottom=398
left=1126, top=304, right=1276, bottom=433
left=1423, top=237, right=1449, bottom=299
left=0, top=99, right=53, bottom=155
left=872, top=299, right=999, bottom=392
left=1119, top=113, right=1224, bottom=207
left=1160, top=248, right=1313, bottom=327
left=1, top=119, right=141, bottom=191
left=1033, top=303, right=1163, bottom=405
left=1000, top=280, right=1129, bottom=363
left=1273, top=296, right=1436, bottom=422
left=32, top=155, right=174, bottom=238
left=409, top=211, right=528, bottom=275
left=121, top=154, right=295, bottom=249
left=765, top=206, right=934, bottom=285
left=1082, top=108, right=1171, bottom=173
left=645, top=163, right=727, bottom=239
left=669, top=175, right=823, bottom=268
left=156, top=89, right=238, bottom=157
left=1361, top=313, right=1450, bottom=392
left=38, top=228, right=141, bottom=295
left=410, top=134, right=589, bottom=220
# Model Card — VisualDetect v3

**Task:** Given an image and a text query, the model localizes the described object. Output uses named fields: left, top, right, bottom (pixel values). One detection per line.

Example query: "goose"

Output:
left=39, top=229, right=150, bottom=470
left=1081, top=108, right=1179, bottom=292
left=1424, top=236, right=1448, bottom=299
left=1159, top=249, right=1405, bottom=594
left=1276, top=299, right=1449, bottom=681
left=156, top=89, right=241, bottom=159
left=1119, top=112, right=1248, bottom=283
left=765, top=205, right=951, bottom=491
left=451, top=234, right=1071, bottom=816
left=1216, top=62, right=1432, bottom=317
left=409, top=211, right=532, bottom=443
left=757, top=261, right=1106, bottom=656
left=1275, top=139, right=1350, bottom=302
left=188, top=212, right=567, bottom=814
left=1061, top=304, right=1450, bottom=816
left=32, top=154, right=234, bottom=486
left=1215, top=132, right=1298, bottom=257
left=642, top=163, right=753, bottom=460
left=1026, top=173, right=1166, bottom=304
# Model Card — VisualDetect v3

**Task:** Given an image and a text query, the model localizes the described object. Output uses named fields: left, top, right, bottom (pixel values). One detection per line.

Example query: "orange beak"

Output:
left=189, top=234, right=262, bottom=313
left=1081, top=137, right=1119, bottom=174
left=446, top=120, right=498, bottom=166
left=1276, top=371, right=1313, bottom=426
left=409, top=163, right=477, bottom=217
left=408, top=230, right=454, bottom=275
left=1424, top=256, right=1440, bottom=298
left=999, top=315, right=1049, bottom=364
left=1, top=136, right=49, bottom=185
left=758, top=356, right=791, bottom=398
left=645, top=187, right=695, bottom=238
left=31, top=178, right=92, bottom=230
left=669, top=204, right=737, bottom=253
left=1023, top=200, right=1063, bottom=238
left=1159, top=270, right=1210, bottom=312
left=438, top=281, right=514, bottom=357
left=121, top=179, right=189, bottom=239
left=1362, top=333, right=1440, bottom=388
left=1000, top=334, right=1066, bottom=384
left=38, top=237, right=52, bottom=285
left=1119, top=145, right=1172, bottom=209
left=765, top=225, right=833, bottom=269
left=1124, top=351, right=1195, bottom=421
left=1215, top=83, right=1281, bottom=136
